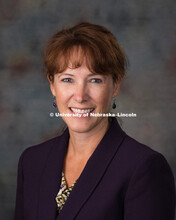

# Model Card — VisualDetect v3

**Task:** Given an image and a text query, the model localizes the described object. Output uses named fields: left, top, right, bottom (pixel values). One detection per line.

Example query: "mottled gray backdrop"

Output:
left=0, top=0, right=176, bottom=219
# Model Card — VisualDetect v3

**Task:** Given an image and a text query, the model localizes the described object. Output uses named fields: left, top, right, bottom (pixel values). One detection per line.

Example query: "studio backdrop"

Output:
left=0, top=0, right=176, bottom=219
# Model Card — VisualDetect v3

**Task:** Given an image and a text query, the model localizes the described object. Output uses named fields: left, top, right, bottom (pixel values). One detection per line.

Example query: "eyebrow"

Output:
left=58, top=73, right=104, bottom=77
left=58, top=73, right=74, bottom=77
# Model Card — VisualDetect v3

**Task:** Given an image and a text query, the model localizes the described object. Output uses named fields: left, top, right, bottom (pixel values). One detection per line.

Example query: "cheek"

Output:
left=55, top=88, right=72, bottom=104
left=90, top=87, right=113, bottom=104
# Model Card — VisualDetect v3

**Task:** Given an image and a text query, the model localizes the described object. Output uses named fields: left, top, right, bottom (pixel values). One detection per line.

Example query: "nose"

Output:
left=74, top=82, right=88, bottom=103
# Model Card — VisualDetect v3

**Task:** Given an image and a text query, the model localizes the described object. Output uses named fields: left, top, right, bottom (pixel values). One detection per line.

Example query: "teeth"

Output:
left=71, top=108, right=94, bottom=114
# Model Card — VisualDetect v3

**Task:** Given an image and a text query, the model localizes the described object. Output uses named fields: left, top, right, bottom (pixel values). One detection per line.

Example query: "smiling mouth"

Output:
left=70, top=107, right=95, bottom=114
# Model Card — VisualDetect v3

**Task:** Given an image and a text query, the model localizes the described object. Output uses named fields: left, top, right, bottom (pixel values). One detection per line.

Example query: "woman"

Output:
left=14, top=22, right=175, bottom=220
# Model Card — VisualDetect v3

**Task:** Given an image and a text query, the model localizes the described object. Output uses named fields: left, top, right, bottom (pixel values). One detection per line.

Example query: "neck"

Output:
left=67, top=119, right=110, bottom=159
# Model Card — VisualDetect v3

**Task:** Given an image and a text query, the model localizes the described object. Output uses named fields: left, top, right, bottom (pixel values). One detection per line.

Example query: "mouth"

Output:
left=69, top=107, right=95, bottom=114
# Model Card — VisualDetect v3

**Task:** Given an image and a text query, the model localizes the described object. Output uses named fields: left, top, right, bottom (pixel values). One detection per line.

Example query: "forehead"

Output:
left=63, top=46, right=92, bottom=69
left=58, top=65, right=98, bottom=76
left=54, top=45, right=113, bottom=80
left=55, top=45, right=95, bottom=73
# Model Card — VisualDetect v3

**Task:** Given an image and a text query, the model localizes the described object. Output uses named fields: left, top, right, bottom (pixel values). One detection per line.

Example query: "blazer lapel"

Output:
left=38, top=129, right=69, bottom=220
left=57, top=118, right=126, bottom=220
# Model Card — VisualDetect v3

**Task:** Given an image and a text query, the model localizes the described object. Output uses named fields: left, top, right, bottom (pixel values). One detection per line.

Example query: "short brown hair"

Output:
left=44, top=22, right=127, bottom=82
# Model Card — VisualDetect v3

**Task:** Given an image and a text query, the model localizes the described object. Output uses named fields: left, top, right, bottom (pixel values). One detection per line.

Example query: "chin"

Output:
left=65, top=118, right=97, bottom=133
left=65, top=116, right=108, bottom=134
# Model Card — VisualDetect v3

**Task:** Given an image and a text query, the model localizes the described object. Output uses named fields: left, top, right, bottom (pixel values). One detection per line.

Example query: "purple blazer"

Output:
left=14, top=119, right=175, bottom=220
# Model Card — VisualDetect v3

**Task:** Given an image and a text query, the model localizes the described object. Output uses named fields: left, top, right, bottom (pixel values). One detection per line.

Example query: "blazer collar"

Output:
left=38, top=129, right=69, bottom=219
left=38, top=118, right=126, bottom=220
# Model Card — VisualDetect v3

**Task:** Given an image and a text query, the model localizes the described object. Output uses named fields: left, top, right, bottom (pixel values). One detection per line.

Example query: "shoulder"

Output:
left=116, top=134, right=174, bottom=182
left=110, top=118, right=167, bottom=167
left=113, top=135, right=176, bottom=219
left=18, top=132, right=67, bottom=170
left=120, top=134, right=165, bottom=164
left=122, top=137, right=175, bottom=216
left=21, top=136, right=59, bottom=160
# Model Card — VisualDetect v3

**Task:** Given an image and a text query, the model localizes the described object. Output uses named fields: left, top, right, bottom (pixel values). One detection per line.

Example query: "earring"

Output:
left=53, top=96, right=57, bottom=108
left=112, top=99, right=116, bottom=109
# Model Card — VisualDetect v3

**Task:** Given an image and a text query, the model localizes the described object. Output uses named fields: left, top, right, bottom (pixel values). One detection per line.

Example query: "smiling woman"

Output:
left=14, top=22, right=175, bottom=220
left=49, top=63, right=119, bottom=133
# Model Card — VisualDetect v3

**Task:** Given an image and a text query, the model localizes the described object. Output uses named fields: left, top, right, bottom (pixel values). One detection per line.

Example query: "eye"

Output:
left=61, top=78, right=73, bottom=83
left=90, top=78, right=102, bottom=83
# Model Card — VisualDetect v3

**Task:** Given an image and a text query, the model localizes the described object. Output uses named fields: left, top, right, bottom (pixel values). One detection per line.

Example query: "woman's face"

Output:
left=50, top=63, right=121, bottom=134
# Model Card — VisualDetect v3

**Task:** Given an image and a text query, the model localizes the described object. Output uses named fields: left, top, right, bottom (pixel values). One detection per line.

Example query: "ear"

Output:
left=47, top=75, right=56, bottom=97
left=112, top=77, right=122, bottom=98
